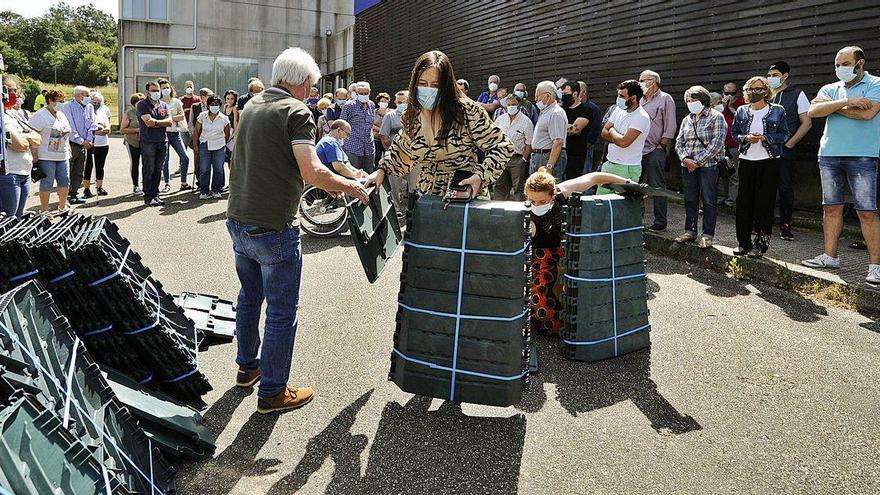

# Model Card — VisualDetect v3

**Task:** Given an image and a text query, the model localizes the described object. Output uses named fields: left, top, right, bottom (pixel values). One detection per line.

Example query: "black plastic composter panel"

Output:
left=390, top=196, right=531, bottom=407
left=562, top=193, right=651, bottom=362
left=346, top=181, right=403, bottom=283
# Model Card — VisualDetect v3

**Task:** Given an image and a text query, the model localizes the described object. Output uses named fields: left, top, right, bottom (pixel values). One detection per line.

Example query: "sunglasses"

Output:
left=744, top=87, right=768, bottom=92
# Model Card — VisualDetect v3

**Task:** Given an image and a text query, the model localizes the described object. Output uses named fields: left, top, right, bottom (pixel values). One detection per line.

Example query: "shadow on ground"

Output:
left=650, top=258, right=828, bottom=324
left=519, top=338, right=702, bottom=435
left=267, top=390, right=526, bottom=495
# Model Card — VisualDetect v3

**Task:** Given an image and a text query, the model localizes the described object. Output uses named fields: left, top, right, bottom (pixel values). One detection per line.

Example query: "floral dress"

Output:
left=378, top=98, right=513, bottom=197
left=530, top=195, right=566, bottom=335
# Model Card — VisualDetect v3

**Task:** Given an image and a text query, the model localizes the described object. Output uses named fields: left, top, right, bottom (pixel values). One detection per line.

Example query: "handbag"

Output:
left=30, top=161, right=46, bottom=183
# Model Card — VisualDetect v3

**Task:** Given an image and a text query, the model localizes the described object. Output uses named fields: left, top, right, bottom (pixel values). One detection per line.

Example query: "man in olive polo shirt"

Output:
left=226, top=47, right=368, bottom=414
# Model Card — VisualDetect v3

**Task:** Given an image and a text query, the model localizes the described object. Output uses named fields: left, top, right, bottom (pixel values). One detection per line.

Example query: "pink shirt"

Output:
left=639, top=90, right=677, bottom=154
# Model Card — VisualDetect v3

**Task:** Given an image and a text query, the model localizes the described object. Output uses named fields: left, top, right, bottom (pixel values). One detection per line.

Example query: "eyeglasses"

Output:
left=744, top=87, right=768, bottom=93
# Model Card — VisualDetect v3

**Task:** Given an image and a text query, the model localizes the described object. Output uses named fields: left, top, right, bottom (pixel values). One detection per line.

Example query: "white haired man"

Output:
left=638, top=69, right=677, bottom=231
left=60, top=85, right=96, bottom=204
left=237, top=77, right=265, bottom=110
left=379, top=90, right=415, bottom=208
left=340, top=81, right=376, bottom=173
left=226, top=47, right=369, bottom=414
left=530, top=80, right=568, bottom=182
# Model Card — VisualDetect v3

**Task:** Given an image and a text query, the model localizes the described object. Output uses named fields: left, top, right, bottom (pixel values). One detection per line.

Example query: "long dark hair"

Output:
left=402, top=50, right=466, bottom=147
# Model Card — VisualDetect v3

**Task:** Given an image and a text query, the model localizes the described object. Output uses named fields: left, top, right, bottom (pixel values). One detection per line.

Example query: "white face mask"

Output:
left=378, top=101, right=388, bottom=109
left=639, top=81, right=651, bottom=94
left=714, top=104, right=724, bottom=113
left=836, top=64, right=859, bottom=83
left=530, top=202, right=554, bottom=217
left=488, top=82, right=498, bottom=92
left=357, top=94, right=369, bottom=103
left=185, top=87, right=193, bottom=95
left=149, top=91, right=161, bottom=101
left=161, top=88, right=171, bottom=97
left=687, top=101, right=704, bottom=114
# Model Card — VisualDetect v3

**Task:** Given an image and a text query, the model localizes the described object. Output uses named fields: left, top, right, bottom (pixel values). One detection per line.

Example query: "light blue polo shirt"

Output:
left=817, top=72, right=880, bottom=158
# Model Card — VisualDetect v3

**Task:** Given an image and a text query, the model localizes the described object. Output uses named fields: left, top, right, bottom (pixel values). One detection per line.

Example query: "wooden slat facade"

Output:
left=354, top=0, right=880, bottom=208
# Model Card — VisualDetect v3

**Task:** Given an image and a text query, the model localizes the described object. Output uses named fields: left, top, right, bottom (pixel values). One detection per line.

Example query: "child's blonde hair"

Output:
left=525, top=167, right=556, bottom=195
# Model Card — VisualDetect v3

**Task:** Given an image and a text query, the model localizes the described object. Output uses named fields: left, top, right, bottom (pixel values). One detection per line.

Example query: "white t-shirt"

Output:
left=197, top=111, right=229, bottom=151
left=3, top=111, right=33, bottom=175
left=28, top=107, right=72, bottom=162
left=166, top=98, right=188, bottom=133
left=606, top=106, right=651, bottom=166
left=741, top=105, right=771, bottom=161
left=92, top=105, right=112, bottom=147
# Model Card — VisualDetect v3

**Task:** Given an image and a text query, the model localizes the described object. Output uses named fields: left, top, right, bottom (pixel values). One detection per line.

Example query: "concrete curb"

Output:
left=643, top=231, right=880, bottom=316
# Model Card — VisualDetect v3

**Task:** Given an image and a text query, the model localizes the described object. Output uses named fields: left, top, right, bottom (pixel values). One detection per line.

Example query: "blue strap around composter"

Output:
left=562, top=200, right=650, bottom=354
left=394, top=203, right=529, bottom=399
left=8, top=269, right=39, bottom=283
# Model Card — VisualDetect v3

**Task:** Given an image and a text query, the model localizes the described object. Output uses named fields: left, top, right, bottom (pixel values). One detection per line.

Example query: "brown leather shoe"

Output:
left=257, top=386, right=314, bottom=414
left=236, top=368, right=261, bottom=388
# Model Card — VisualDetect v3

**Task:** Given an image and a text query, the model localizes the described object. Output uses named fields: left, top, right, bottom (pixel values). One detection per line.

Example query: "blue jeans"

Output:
left=164, top=132, right=190, bottom=184
left=140, top=141, right=166, bottom=202
left=681, top=165, right=719, bottom=237
left=529, top=149, right=567, bottom=183
left=226, top=218, right=303, bottom=398
left=818, top=156, right=878, bottom=211
left=582, top=147, right=594, bottom=174
left=199, top=143, right=225, bottom=194
left=0, top=174, right=30, bottom=218
left=38, top=159, right=70, bottom=191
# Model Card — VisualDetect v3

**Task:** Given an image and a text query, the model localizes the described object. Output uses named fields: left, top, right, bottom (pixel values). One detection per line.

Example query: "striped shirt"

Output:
left=340, top=99, right=376, bottom=157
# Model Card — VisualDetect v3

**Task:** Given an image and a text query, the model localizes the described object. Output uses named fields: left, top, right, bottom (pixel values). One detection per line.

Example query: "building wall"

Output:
left=118, top=0, right=354, bottom=115
left=354, top=0, right=880, bottom=209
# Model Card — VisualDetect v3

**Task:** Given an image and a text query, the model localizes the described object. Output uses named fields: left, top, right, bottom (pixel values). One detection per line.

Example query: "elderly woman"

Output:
left=28, top=89, right=72, bottom=212
left=371, top=50, right=513, bottom=198
left=316, top=97, right=333, bottom=140
left=673, top=86, right=728, bottom=248
left=1, top=74, right=41, bottom=218
left=373, top=92, right=391, bottom=170
left=120, top=93, right=145, bottom=195
left=731, top=77, right=789, bottom=258
left=83, top=92, right=111, bottom=198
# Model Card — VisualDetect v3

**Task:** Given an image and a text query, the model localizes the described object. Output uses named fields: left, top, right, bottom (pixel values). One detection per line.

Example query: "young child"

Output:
left=525, top=167, right=632, bottom=335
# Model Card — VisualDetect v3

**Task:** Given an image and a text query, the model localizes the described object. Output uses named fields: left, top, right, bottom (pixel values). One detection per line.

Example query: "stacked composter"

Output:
left=0, top=213, right=211, bottom=400
left=390, top=196, right=531, bottom=407
left=561, top=192, right=651, bottom=361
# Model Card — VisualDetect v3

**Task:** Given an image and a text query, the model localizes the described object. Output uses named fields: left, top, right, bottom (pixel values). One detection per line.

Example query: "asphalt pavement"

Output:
left=29, top=137, right=880, bottom=494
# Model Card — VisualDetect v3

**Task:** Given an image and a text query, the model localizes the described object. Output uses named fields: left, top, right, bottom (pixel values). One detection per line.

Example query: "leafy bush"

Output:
left=0, top=39, right=32, bottom=75
left=20, top=77, right=41, bottom=111
left=76, top=54, right=115, bottom=87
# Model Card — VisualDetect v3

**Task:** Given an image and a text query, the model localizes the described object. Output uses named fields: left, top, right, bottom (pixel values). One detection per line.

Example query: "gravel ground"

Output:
left=35, top=138, right=880, bottom=494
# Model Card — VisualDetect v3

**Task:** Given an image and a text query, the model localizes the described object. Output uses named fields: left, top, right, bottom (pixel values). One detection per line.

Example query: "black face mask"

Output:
left=561, top=94, right=575, bottom=106
left=723, top=92, right=737, bottom=97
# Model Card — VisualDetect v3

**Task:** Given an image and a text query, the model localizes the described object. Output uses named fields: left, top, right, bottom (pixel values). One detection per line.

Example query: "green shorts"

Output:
left=597, top=161, right=642, bottom=195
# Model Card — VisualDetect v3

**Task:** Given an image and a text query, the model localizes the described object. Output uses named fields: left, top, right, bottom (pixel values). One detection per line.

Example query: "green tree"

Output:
left=0, top=40, right=32, bottom=75
left=47, top=40, right=115, bottom=84
left=76, top=53, right=115, bottom=86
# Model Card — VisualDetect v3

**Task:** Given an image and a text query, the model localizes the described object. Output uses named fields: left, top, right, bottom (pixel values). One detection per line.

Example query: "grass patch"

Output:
left=39, top=83, right=120, bottom=127
left=796, top=281, right=858, bottom=311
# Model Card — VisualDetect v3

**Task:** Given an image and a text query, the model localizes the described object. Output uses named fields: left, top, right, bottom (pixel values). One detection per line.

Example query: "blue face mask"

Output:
left=397, top=103, right=407, bottom=113
left=417, top=86, right=438, bottom=110
left=507, top=105, right=519, bottom=115
left=514, top=90, right=525, bottom=99
left=357, top=94, right=369, bottom=103
left=615, top=96, right=628, bottom=110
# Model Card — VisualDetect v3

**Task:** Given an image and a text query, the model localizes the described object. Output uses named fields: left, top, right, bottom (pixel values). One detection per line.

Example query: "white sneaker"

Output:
left=148, top=197, right=162, bottom=207
left=867, top=264, right=880, bottom=287
left=211, top=192, right=222, bottom=199
left=801, top=253, right=840, bottom=269
left=133, top=187, right=144, bottom=196
left=199, top=193, right=211, bottom=200
left=161, top=183, right=171, bottom=193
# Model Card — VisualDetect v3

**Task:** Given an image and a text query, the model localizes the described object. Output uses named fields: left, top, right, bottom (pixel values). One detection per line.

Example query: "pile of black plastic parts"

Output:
left=391, top=196, right=531, bottom=407
left=0, top=281, right=178, bottom=494
left=561, top=191, right=651, bottom=361
left=0, top=212, right=210, bottom=400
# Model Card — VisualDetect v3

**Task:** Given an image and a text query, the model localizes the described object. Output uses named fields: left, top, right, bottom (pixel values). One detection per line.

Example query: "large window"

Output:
left=122, top=0, right=168, bottom=21
left=137, top=53, right=167, bottom=74
left=171, top=54, right=215, bottom=95
left=217, top=57, right=260, bottom=95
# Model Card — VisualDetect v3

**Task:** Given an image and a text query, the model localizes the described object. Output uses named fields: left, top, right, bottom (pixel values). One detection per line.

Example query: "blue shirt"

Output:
left=136, top=99, right=171, bottom=143
left=60, top=100, right=95, bottom=145
left=316, top=135, right=349, bottom=174
left=817, top=72, right=880, bottom=157
left=477, top=91, right=498, bottom=105
left=340, top=100, right=375, bottom=157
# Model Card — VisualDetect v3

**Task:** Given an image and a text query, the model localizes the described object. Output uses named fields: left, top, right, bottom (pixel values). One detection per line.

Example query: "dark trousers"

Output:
left=85, top=145, right=109, bottom=182
left=565, top=153, right=587, bottom=181
left=640, top=147, right=667, bottom=227
left=126, top=144, right=141, bottom=187
left=493, top=154, right=527, bottom=201
left=777, top=146, right=795, bottom=225
left=681, top=165, right=720, bottom=237
left=736, top=158, right=780, bottom=250
left=374, top=139, right=385, bottom=171
left=140, top=141, right=166, bottom=202
left=68, top=142, right=87, bottom=196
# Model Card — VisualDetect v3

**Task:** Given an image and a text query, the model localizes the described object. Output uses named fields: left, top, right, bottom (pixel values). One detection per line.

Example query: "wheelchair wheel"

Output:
left=299, top=186, right=349, bottom=237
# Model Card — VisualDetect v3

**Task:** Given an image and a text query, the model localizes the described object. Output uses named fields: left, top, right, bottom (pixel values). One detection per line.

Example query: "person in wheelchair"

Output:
left=316, top=120, right=368, bottom=180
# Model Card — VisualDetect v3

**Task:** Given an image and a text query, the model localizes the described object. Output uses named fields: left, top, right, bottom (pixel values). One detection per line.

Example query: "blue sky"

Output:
left=0, top=0, right=117, bottom=18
